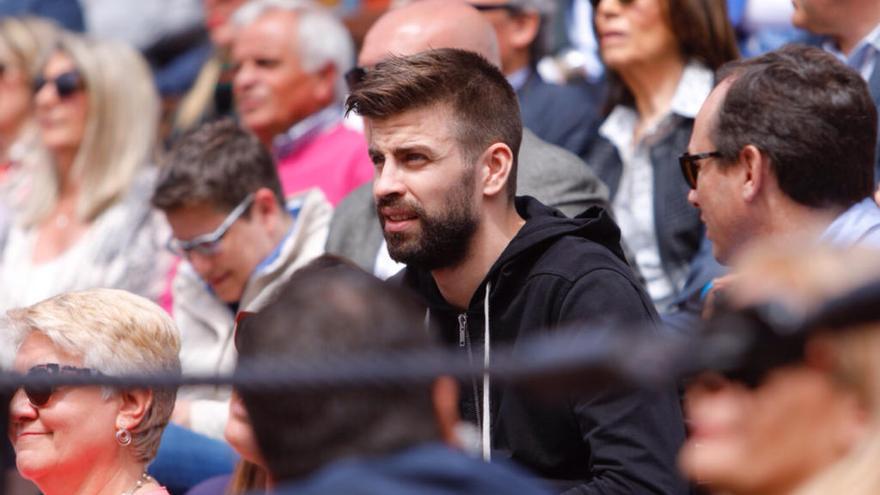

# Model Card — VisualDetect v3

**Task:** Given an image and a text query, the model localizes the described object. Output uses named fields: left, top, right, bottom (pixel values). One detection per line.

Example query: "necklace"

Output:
left=121, top=472, right=154, bottom=495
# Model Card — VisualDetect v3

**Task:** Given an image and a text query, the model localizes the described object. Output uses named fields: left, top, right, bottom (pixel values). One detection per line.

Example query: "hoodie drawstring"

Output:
left=481, top=281, right=492, bottom=461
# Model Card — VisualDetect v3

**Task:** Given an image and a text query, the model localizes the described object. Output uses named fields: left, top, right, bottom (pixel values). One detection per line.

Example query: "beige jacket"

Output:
left=173, top=188, right=331, bottom=438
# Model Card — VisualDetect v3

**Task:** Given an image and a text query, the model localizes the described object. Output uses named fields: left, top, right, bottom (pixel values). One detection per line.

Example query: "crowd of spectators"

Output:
left=2, top=0, right=880, bottom=494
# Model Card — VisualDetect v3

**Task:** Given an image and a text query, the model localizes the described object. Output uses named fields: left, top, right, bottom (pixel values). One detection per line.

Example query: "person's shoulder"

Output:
left=528, top=232, right=633, bottom=282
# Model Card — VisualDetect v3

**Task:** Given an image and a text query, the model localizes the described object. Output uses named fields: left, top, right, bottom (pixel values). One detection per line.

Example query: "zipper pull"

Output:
left=458, top=313, right=467, bottom=347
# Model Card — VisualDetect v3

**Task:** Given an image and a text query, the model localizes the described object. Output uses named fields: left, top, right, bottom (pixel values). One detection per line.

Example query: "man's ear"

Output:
left=116, top=388, right=153, bottom=432
left=480, top=143, right=515, bottom=198
left=312, top=63, right=337, bottom=106
left=739, top=144, right=767, bottom=202
left=432, top=376, right=461, bottom=448
left=509, top=12, right=541, bottom=50
left=252, top=187, right=284, bottom=228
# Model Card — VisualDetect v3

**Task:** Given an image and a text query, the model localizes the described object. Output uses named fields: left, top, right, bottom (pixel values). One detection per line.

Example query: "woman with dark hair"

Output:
left=586, top=0, right=738, bottom=316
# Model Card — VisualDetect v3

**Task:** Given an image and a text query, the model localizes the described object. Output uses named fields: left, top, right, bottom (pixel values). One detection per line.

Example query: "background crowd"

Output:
left=1, top=0, right=880, bottom=494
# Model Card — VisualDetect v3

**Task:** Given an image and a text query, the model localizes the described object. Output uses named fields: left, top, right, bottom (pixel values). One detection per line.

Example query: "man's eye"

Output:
left=405, top=153, right=427, bottom=163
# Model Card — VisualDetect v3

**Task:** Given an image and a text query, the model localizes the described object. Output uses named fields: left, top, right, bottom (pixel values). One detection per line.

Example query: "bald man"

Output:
left=326, top=0, right=609, bottom=277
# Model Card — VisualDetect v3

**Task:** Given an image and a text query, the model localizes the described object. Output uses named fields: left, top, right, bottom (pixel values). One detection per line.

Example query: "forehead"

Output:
left=14, top=332, right=82, bottom=372
left=691, top=79, right=731, bottom=146
left=365, top=104, right=457, bottom=151
left=165, top=201, right=230, bottom=237
left=43, top=51, right=75, bottom=75
left=234, top=11, right=298, bottom=57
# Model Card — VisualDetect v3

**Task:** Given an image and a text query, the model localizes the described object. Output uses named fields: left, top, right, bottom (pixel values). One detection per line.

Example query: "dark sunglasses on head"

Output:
left=679, top=150, right=721, bottom=189
left=470, top=2, right=523, bottom=14
left=344, top=66, right=367, bottom=92
left=33, top=69, right=84, bottom=98
left=22, top=363, right=102, bottom=407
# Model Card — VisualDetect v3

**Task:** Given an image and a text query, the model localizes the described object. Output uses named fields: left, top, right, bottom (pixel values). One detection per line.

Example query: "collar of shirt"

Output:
left=272, top=105, right=342, bottom=160
left=506, top=66, right=531, bottom=92
left=599, top=60, right=714, bottom=150
left=822, top=22, right=880, bottom=81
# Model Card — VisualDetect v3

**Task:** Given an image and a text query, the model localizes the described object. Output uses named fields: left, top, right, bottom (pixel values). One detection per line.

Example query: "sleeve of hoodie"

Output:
left=558, top=266, right=689, bottom=495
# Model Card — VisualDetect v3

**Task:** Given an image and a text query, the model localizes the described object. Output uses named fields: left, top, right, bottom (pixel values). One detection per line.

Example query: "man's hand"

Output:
left=702, top=273, right=740, bottom=319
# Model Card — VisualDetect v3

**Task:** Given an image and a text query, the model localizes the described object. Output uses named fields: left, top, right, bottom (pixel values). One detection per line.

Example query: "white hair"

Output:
left=6, top=289, right=181, bottom=464
left=233, top=0, right=354, bottom=101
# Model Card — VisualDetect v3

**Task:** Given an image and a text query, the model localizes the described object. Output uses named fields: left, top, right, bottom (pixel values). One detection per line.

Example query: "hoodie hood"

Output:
left=402, top=196, right=626, bottom=311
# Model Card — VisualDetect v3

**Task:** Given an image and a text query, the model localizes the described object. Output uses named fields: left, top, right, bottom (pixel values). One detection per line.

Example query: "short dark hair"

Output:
left=236, top=256, right=441, bottom=482
left=152, top=118, right=286, bottom=213
left=346, top=48, right=522, bottom=198
left=713, top=44, right=876, bottom=209
left=601, top=0, right=739, bottom=112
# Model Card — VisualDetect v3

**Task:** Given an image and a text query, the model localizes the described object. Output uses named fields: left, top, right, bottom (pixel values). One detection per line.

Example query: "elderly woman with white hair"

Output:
left=7, top=288, right=181, bottom=495
left=0, top=31, right=170, bottom=311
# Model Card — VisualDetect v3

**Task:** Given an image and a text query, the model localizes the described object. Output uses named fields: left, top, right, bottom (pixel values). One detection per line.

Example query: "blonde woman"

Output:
left=680, top=242, right=880, bottom=495
left=0, top=32, right=171, bottom=310
left=7, top=288, right=181, bottom=495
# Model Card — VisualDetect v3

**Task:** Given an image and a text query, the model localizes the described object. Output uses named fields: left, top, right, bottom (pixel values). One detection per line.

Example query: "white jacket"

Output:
left=173, top=188, right=332, bottom=438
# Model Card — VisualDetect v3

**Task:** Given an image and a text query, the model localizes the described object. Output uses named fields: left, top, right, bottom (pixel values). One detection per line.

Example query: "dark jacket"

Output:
left=271, top=444, right=552, bottom=495
left=869, top=57, right=880, bottom=184
left=517, top=70, right=605, bottom=159
left=586, top=115, right=725, bottom=330
left=398, top=197, right=688, bottom=494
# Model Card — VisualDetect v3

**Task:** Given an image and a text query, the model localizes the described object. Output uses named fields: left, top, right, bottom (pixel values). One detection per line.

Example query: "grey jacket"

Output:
left=325, top=128, right=610, bottom=272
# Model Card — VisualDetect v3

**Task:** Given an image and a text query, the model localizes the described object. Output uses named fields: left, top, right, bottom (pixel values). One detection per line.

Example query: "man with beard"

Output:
left=346, top=48, right=687, bottom=494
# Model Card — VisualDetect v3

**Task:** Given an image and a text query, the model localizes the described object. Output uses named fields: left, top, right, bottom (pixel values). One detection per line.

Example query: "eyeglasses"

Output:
left=344, top=66, right=367, bottom=92
left=679, top=151, right=722, bottom=189
left=166, top=193, right=255, bottom=257
left=22, top=363, right=102, bottom=407
left=33, top=69, right=84, bottom=98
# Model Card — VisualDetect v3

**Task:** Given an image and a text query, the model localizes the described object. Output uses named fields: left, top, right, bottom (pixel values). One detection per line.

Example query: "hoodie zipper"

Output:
left=458, top=313, right=467, bottom=347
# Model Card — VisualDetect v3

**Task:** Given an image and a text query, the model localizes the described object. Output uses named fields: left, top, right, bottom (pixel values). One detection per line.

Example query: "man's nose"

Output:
left=373, top=161, right=406, bottom=201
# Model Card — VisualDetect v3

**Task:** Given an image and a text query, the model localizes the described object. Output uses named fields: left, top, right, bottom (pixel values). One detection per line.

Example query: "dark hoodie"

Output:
left=271, top=443, right=551, bottom=495
left=398, top=197, right=688, bottom=494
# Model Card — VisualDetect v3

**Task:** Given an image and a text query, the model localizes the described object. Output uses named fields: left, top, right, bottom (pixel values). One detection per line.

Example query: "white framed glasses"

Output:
left=166, top=193, right=255, bottom=257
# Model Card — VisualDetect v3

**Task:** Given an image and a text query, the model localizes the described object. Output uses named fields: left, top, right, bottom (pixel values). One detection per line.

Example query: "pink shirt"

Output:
left=276, top=123, right=374, bottom=206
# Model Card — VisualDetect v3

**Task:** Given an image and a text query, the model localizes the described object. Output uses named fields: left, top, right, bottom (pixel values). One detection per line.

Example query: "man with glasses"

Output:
left=151, top=118, right=331, bottom=439
left=684, top=45, right=880, bottom=267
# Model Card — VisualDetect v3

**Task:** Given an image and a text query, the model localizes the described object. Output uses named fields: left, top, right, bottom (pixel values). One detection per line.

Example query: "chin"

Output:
left=15, top=453, right=54, bottom=482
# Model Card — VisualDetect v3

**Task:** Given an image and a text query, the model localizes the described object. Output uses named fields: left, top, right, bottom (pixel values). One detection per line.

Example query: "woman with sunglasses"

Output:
left=0, top=32, right=171, bottom=311
left=680, top=242, right=880, bottom=495
left=6, top=288, right=181, bottom=495
left=585, top=0, right=738, bottom=322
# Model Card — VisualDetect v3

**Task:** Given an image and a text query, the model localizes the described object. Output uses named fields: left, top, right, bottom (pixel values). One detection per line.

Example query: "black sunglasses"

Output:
left=33, top=69, right=84, bottom=98
left=679, top=151, right=721, bottom=189
left=22, top=363, right=102, bottom=407
left=344, top=66, right=367, bottom=92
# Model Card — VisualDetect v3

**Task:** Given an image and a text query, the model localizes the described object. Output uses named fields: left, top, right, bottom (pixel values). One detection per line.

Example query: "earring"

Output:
left=116, top=426, right=132, bottom=446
